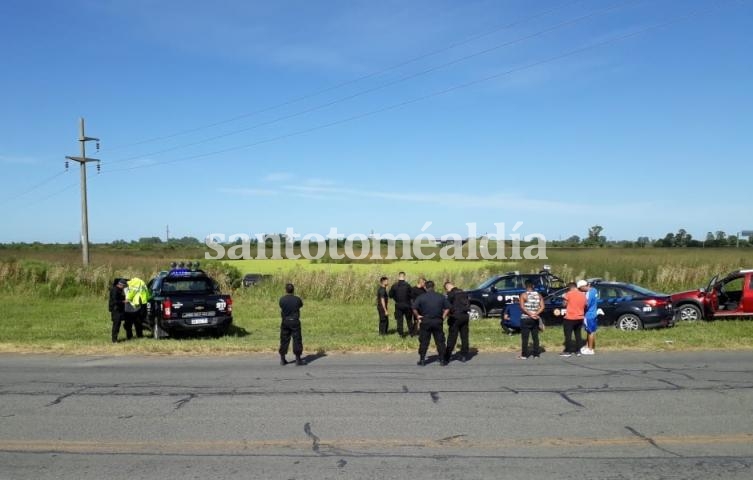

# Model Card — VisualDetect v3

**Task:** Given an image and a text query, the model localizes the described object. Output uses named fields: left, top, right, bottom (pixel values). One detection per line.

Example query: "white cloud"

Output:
left=262, top=172, right=293, bottom=182
left=281, top=184, right=651, bottom=216
left=0, top=155, right=37, bottom=165
left=218, top=187, right=277, bottom=197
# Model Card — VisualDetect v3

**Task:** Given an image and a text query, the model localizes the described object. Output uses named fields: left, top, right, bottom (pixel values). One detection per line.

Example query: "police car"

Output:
left=145, top=262, right=233, bottom=338
left=466, top=267, right=565, bottom=320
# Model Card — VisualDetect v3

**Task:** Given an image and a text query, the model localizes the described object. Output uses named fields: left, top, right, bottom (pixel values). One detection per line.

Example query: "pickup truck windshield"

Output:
left=162, top=278, right=215, bottom=294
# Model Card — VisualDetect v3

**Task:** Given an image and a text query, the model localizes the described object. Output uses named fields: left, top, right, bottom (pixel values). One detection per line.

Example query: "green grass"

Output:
left=3, top=292, right=753, bottom=355
left=2, top=246, right=753, bottom=354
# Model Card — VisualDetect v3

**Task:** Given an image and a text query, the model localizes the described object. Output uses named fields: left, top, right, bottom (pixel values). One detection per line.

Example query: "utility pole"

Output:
left=65, top=117, right=100, bottom=267
left=166, top=224, right=170, bottom=243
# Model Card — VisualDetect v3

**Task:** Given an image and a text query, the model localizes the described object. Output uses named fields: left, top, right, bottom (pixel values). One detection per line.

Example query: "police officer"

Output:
left=279, top=283, right=306, bottom=366
left=109, top=278, right=127, bottom=343
left=412, top=280, right=450, bottom=366
left=376, top=276, right=389, bottom=335
left=444, top=281, right=470, bottom=363
left=389, top=272, right=413, bottom=337
left=410, top=277, right=427, bottom=335
left=124, top=277, right=148, bottom=339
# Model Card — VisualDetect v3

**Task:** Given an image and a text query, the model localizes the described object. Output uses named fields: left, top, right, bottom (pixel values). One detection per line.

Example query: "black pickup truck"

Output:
left=466, top=268, right=565, bottom=320
left=146, top=266, right=233, bottom=338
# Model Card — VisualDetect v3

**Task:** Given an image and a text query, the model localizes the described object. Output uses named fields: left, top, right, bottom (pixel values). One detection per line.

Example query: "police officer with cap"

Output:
left=412, top=280, right=450, bottom=366
left=109, top=278, right=127, bottom=343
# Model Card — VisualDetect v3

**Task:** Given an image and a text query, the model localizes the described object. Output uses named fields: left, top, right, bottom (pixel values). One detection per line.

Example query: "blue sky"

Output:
left=1, top=0, right=751, bottom=243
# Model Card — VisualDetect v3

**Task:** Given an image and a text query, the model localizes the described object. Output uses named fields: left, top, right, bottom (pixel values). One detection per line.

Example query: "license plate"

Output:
left=190, top=318, right=209, bottom=325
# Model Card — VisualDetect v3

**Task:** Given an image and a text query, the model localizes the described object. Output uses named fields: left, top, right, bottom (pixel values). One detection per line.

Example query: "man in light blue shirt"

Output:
left=580, top=281, right=599, bottom=355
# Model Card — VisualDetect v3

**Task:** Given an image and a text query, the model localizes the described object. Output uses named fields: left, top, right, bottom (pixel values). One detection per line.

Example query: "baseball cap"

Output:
left=576, top=280, right=588, bottom=288
left=117, top=279, right=128, bottom=286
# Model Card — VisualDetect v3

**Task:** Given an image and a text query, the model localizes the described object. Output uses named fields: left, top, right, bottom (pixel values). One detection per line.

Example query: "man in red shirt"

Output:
left=560, top=281, right=587, bottom=357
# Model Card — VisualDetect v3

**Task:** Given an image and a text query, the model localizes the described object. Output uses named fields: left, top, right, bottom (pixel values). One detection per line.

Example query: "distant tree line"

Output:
left=547, top=225, right=751, bottom=248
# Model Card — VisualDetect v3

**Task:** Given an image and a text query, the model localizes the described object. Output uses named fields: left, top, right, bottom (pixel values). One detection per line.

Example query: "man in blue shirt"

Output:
left=580, top=281, right=599, bottom=355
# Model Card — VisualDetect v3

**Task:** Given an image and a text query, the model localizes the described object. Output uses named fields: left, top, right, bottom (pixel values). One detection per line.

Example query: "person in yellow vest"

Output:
left=124, top=277, right=150, bottom=339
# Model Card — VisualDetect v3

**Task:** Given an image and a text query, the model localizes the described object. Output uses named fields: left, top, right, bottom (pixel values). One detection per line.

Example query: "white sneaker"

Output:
left=580, top=347, right=595, bottom=355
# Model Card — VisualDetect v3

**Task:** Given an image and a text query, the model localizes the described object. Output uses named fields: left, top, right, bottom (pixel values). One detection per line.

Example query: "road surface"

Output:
left=1, top=351, right=752, bottom=479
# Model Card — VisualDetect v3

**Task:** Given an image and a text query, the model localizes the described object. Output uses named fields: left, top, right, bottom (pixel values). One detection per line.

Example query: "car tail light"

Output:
left=163, top=298, right=172, bottom=319
left=645, top=299, right=668, bottom=308
left=227, top=297, right=233, bottom=313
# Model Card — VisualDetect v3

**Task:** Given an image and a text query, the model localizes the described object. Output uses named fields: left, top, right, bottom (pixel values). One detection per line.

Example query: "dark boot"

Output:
left=295, top=356, right=306, bottom=366
left=280, top=355, right=288, bottom=366
left=417, top=357, right=426, bottom=366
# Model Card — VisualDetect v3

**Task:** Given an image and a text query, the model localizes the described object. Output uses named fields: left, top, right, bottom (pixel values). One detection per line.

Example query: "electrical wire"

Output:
left=101, top=0, right=585, bottom=153
left=105, top=0, right=637, bottom=167
left=102, top=0, right=725, bottom=175
left=0, top=170, right=67, bottom=206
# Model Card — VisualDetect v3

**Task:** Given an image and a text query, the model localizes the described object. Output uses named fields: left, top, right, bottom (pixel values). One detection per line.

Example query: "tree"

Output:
left=675, top=228, right=691, bottom=247
left=636, top=236, right=650, bottom=248
left=584, top=225, right=606, bottom=246
left=715, top=230, right=727, bottom=242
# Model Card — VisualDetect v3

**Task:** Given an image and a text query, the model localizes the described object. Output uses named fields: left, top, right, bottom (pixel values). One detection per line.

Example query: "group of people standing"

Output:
left=377, top=273, right=471, bottom=366
left=277, top=275, right=600, bottom=367
left=108, top=277, right=150, bottom=343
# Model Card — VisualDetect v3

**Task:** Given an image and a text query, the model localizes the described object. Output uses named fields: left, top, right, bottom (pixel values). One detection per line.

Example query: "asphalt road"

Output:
left=1, top=351, right=752, bottom=480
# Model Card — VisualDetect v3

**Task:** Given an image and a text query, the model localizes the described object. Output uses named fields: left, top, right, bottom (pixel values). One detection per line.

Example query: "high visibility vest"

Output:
left=125, top=278, right=150, bottom=307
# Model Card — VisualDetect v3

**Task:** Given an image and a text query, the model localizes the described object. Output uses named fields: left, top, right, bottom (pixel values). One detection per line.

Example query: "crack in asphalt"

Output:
left=303, top=422, right=321, bottom=455
left=558, top=392, right=585, bottom=408
left=45, top=387, right=87, bottom=407
left=625, top=426, right=682, bottom=458
left=429, top=392, right=440, bottom=403
left=173, top=393, right=197, bottom=410
left=437, top=434, right=466, bottom=444
left=5, top=382, right=752, bottom=401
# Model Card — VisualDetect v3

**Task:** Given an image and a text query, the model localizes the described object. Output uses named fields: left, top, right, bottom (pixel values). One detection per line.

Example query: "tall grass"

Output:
left=0, top=248, right=749, bottom=302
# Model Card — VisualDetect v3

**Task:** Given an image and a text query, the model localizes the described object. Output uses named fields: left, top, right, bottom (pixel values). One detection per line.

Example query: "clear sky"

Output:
left=1, top=0, right=751, bottom=243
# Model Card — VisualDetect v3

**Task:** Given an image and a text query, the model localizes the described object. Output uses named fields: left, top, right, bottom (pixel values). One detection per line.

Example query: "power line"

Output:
left=106, top=0, right=636, bottom=167
left=101, top=0, right=585, bottom=153
left=19, top=181, right=78, bottom=209
left=0, top=170, right=67, bottom=206
left=102, top=0, right=724, bottom=175
left=2, top=0, right=591, bottom=200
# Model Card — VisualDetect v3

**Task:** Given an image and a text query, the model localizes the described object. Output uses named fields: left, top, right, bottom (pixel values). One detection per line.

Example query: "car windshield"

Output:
left=162, top=278, right=214, bottom=294
left=474, top=276, right=503, bottom=290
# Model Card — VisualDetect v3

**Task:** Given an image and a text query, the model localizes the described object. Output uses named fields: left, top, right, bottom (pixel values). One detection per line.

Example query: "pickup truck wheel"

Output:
left=469, top=305, right=483, bottom=321
left=677, top=304, right=702, bottom=322
left=616, top=313, right=642, bottom=331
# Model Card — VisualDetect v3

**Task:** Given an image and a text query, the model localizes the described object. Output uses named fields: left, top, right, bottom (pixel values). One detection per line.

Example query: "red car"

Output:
left=671, top=269, right=753, bottom=321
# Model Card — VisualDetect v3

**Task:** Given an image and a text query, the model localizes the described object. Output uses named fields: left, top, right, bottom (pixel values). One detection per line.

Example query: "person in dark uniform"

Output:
left=389, top=272, right=413, bottom=337
left=376, top=276, right=389, bottom=335
left=108, top=278, right=127, bottom=343
left=444, top=281, right=470, bottom=363
left=412, top=280, right=450, bottom=366
left=409, top=277, right=427, bottom=336
left=279, top=283, right=306, bottom=366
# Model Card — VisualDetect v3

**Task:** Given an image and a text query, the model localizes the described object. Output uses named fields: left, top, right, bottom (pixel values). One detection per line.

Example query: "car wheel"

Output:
left=616, top=313, right=642, bottom=331
left=469, top=305, right=483, bottom=321
left=677, top=304, right=702, bottom=322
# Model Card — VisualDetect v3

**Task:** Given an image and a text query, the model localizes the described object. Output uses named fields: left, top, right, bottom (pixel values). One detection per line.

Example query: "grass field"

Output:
left=3, top=291, right=753, bottom=355
left=1, top=246, right=752, bottom=354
